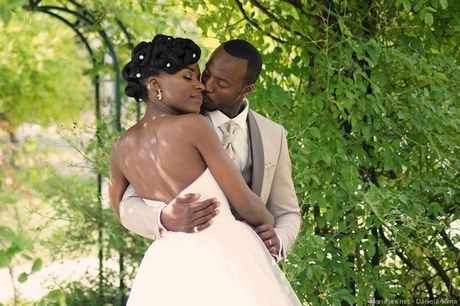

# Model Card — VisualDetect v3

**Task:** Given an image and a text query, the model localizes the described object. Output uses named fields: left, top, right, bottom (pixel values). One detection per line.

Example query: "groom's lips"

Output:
left=202, top=94, right=211, bottom=105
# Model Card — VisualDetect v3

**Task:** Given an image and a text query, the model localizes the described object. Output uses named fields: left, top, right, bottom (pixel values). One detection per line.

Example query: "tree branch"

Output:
left=378, top=227, right=415, bottom=270
left=423, top=248, right=460, bottom=299
left=440, top=229, right=460, bottom=276
left=233, top=0, right=285, bottom=43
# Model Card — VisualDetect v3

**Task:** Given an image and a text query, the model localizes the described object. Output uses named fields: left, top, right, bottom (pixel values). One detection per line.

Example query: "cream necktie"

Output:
left=220, top=121, right=243, bottom=170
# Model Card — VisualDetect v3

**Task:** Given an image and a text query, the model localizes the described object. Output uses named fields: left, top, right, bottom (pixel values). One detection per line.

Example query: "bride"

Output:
left=109, top=34, right=302, bottom=306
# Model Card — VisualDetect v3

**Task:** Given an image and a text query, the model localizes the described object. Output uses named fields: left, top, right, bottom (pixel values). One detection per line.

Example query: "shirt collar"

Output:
left=207, top=98, right=249, bottom=130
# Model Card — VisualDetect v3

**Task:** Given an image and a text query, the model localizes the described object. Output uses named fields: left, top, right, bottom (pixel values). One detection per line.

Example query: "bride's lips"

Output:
left=191, top=94, right=203, bottom=104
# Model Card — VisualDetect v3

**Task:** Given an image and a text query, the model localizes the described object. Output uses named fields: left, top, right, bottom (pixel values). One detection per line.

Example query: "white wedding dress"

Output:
left=127, top=168, right=302, bottom=306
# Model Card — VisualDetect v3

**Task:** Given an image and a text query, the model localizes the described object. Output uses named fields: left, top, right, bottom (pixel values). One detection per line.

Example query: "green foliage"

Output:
left=35, top=270, right=125, bottom=306
left=0, top=10, right=92, bottom=130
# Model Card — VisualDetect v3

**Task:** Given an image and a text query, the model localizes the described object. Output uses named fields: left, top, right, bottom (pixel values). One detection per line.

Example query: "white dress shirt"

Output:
left=206, top=100, right=250, bottom=170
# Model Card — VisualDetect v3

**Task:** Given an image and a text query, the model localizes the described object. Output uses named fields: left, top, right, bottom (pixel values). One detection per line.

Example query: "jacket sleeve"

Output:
left=266, top=128, right=302, bottom=259
left=119, top=185, right=167, bottom=240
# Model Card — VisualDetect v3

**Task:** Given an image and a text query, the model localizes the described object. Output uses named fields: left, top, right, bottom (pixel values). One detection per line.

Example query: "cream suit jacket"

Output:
left=120, top=110, right=301, bottom=258
left=246, top=110, right=301, bottom=258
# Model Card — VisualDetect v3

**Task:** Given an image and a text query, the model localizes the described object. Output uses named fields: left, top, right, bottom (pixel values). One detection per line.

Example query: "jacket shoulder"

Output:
left=249, top=110, right=284, bottom=131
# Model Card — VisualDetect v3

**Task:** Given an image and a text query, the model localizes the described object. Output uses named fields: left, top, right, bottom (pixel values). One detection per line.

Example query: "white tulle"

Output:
left=127, top=169, right=302, bottom=306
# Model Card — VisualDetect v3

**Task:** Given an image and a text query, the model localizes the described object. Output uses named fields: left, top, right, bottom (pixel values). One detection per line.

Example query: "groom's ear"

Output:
left=242, top=84, right=255, bottom=97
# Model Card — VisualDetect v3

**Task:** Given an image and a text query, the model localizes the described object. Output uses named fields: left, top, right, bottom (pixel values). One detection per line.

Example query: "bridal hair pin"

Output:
left=136, top=73, right=141, bottom=78
left=166, top=63, right=171, bottom=68
left=192, top=53, right=196, bottom=58
left=139, top=55, right=144, bottom=60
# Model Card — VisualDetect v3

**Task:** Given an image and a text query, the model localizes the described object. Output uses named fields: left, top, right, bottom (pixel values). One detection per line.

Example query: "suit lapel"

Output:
left=247, top=111, right=264, bottom=197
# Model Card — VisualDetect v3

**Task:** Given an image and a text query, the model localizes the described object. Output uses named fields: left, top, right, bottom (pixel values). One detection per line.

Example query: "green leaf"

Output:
left=0, top=250, right=13, bottom=267
left=310, top=127, right=321, bottom=139
left=18, top=272, right=28, bottom=283
left=338, top=20, right=352, bottom=37
left=315, top=250, right=325, bottom=261
left=0, top=226, right=15, bottom=240
left=325, top=209, right=334, bottom=222
left=425, top=13, right=434, bottom=25
left=439, top=0, right=448, bottom=9
left=31, top=258, right=43, bottom=273
left=403, top=0, right=411, bottom=12
left=46, top=288, right=66, bottom=302
left=306, top=268, right=313, bottom=280
left=0, top=6, right=12, bottom=26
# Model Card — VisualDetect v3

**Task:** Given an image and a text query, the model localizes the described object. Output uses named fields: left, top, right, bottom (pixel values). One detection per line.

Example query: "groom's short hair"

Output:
left=222, top=39, right=262, bottom=85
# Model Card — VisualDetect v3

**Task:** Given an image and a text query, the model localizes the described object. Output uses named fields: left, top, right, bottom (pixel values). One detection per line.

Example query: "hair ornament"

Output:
left=139, top=55, right=144, bottom=60
left=192, top=53, right=196, bottom=58
left=136, top=73, right=141, bottom=78
left=166, top=63, right=171, bottom=68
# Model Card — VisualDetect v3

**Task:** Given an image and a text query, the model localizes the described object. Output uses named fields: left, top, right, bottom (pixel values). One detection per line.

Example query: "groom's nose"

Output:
left=203, top=78, right=215, bottom=93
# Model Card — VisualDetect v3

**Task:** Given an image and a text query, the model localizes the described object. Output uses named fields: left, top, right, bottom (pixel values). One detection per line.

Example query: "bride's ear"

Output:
left=147, top=77, right=161, bottom=92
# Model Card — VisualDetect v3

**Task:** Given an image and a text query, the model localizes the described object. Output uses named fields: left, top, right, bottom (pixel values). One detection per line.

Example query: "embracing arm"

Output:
left=119, top=187, right=220, bottom=239
left=191, top=116, right=274, bottom=227
left=119, top=186, right=167, bottom=239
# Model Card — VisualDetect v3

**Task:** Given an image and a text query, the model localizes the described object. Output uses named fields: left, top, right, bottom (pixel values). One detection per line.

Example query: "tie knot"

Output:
left=221, top=121, right=237, bottom=146
left=221, top=121, right=238, bottom=134
left=224, top=120, right=237, bottom=130
left=219, top=120, right=243, bottom=169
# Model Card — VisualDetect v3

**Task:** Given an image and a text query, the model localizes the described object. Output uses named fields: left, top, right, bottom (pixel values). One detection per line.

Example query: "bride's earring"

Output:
left=157, top=89, right=163, bottom=101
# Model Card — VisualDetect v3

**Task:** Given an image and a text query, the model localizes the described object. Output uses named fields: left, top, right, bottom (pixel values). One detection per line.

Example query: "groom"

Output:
left=117, top=39, right=301, bottom=259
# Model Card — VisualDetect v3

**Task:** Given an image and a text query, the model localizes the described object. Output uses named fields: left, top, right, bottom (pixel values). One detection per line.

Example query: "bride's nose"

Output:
left=196, top=81, right=205, bottom=91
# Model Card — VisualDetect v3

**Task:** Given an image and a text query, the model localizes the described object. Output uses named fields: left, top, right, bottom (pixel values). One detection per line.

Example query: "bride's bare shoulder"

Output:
left=175, top=113, right=212, bottom=131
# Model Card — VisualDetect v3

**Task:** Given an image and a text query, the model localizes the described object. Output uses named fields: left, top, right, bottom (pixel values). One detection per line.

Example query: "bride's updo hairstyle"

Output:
left=122, top=34, right=202, bottom=102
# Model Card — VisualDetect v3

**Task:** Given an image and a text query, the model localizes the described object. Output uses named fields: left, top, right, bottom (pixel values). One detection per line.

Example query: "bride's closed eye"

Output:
left=183, top=74, right=201, bottom=81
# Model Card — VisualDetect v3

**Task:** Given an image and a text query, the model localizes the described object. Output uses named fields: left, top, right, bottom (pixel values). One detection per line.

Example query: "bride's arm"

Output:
left=188, top=115, right=274, bottom=227
left=108, top=143, right=129, bottom=221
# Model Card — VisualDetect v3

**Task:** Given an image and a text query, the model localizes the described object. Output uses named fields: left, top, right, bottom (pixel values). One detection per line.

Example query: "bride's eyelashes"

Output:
left=183, top=74, right=201, bottom=82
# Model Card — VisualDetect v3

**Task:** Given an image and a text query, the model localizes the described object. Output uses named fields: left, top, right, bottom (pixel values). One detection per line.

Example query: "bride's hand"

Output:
left=160, top=193, right=220, bottom=233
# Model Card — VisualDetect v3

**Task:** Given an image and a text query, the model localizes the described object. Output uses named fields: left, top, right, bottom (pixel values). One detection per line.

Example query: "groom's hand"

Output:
left=160, top=193, right=220, bottom=233
left=253, top=224, right=280, bottom=256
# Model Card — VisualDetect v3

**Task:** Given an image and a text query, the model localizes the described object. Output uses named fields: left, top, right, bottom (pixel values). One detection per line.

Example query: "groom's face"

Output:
left=201, top=46, right=252, bottom=118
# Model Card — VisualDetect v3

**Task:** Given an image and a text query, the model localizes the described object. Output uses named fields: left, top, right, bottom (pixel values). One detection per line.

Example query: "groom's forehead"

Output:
left=206, top=51, right=248, bottom=79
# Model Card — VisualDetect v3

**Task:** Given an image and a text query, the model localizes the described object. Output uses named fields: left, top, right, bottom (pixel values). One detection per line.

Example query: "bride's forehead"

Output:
left=186, top=63, right=201, bottom=73
left=172, top=64, right=201, bottom=75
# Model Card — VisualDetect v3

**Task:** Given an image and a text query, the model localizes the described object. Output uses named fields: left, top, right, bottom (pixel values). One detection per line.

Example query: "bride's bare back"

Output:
left=112, top=113, right=213, bottom=203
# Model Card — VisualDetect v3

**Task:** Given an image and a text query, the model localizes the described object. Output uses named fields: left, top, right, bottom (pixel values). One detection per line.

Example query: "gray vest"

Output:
left=231, top=145, right=252, bottom=220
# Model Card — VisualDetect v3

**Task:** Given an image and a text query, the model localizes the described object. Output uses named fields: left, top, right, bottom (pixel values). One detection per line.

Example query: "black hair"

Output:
left=122, top=34, right=201, bottom=102
left=222, top=39, right=262, bottom=85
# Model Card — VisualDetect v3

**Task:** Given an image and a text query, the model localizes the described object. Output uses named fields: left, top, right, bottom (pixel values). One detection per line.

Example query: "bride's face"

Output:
left=158, top=63, right=205, bottom=115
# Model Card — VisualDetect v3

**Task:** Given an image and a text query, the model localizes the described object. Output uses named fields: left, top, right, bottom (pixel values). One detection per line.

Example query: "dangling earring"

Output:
left=157, top=89, right=163, bottom=101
